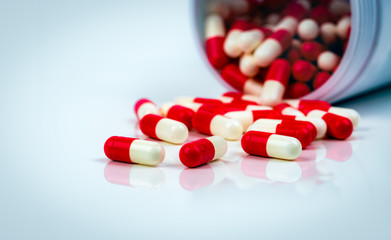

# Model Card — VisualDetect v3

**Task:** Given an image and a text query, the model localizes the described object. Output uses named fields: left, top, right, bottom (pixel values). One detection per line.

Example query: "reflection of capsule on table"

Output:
left=322, top=139, right=353, bottom=162
left=179, top=161, right=226, bottom=191
left=241, top=155, right=302, bottom=183
left=104, top=161, right=165, bottom=189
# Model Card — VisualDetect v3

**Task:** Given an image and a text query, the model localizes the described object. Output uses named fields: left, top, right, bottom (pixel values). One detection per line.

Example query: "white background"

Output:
left=1, top=1, right=391, bottom=239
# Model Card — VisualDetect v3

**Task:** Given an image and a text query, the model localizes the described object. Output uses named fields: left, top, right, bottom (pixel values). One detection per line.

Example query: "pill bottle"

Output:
left=192, top=0, right=391, bottom=103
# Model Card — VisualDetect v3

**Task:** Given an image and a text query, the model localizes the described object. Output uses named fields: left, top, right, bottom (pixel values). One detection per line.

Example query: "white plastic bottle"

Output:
left=193, top=0, right=391, bottom=103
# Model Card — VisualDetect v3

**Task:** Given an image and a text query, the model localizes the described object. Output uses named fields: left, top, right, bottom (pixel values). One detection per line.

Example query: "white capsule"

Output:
left=317, top=51, right=340, bottom=71
left=298, top=18, right=320, bottom=41
left=239, top=54, right=259, bottom=77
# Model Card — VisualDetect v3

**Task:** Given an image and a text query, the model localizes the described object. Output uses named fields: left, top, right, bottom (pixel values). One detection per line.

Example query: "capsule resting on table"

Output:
left=139, top=114, right=188, bottom=144
left=241, top=131, right=302, bottom=160
left=104, top=136, right=165, bottom=166
left=179, top=136, right=227, bottom=168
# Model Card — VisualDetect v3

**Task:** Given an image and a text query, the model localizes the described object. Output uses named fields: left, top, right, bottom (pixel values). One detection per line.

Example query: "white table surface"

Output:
left=1, top=1, right=391, bottom=239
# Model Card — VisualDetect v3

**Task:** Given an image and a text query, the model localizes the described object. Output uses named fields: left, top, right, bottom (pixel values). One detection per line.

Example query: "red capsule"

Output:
left=286, top=48, right=301, bottom=64
left=292, top=60, right=317, bottom=82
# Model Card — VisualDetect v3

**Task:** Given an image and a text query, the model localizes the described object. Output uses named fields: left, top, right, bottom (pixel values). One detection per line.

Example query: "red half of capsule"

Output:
left=286, top=48, right=301, bottom=64
left=252, top=110, right=283, bottom=121
left=221, top=64, right=250, bottom=91
left=179, top=138, right=216, bottom=168
left=274, top=124, right=312, bottom=149
left=280, top=119, right=317, bottom=141
left=192, top=110, right=216, bottom=135
left=323, top=113, right=353, bottom=140
left=283, top=2, right=307, bottom=21
left=104, top=136, right=136, bottom=163
left=193, top=97, right=223, bottom=106
left=139, top=114, right=163, bottom=139
left=206, top=36, right=229, bottom=69
left=292, top=60, right=317, bottom=82
left=167, top=105, right=195, bottom=130
left=241, top=131, right=272, bottom=157
left=265, top=59, right=291, bottom=86
left=300, top=41, right=323, bottom=61
left=310, top=5, right=334, bottom=24
left=313, top=72, right=331, bottom=89
left=298, top=100, right=331, bottom=113
left=285, top=82, right=311, bottom=98
left=269, top=29, right=293, bottom=51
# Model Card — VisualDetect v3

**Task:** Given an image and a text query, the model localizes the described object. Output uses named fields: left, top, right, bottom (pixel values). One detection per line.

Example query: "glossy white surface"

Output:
left=1, top=1, right=391, bottom=239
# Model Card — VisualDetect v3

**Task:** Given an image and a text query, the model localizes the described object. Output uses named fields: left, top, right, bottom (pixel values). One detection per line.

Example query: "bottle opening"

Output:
left=194, top=0, right=358, bottom=104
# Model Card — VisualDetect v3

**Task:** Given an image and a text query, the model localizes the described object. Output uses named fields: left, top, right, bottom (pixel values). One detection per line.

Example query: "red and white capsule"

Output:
left=104, top=136, right=165, bottom=166
left=134, top=98, right=159, bottom=120
left=221, top=64, right=263, bottom=96
left=224, top=109, right=281, bottom=131
left=248, top=119, right=313, bottom=148
left=281, top=115, right=327, bottom=139
left=179, top=136, right=227, bottom=168
left=139, top=114, right=188, bottom=144
left=306, top=110, right=353, bottom=140
left=317, top=51, right=340, bottom=71
left=160, top=103, right=195, bottom=130
left=205, top=14, right=229, bottom=69
left=253, top=29, right=293, bottom=67
left=192, top=110, right=243, bottom=140
left=261, top=59, right=291, bottom=106
left=285, top=99, right=360, bottom=128
left=241, top=131, right=302, bottom=160
left=274, top=103, right=304, bottom=116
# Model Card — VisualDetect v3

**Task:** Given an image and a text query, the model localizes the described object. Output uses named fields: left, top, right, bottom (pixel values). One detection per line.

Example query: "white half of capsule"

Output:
left=205, top=14, right=225, bottom=39
left=266, top=134, right=302, bottom=160
left=317, top=51, right=340, bottom=71
left=320, top=22, right=337, bottom=45
left=155, top=118, right=189, bottom=144
left=247, top=122, right=278, bottom=133
left=266, top=159, right=302, bottom=183
left=243, top=78, right=263, bottom=96
left=253, top=39, right=283, bottom=67
left=128, top=165, right=165, bottom=188
left=265, top=13, right=280, bottom=26
left=328, top=107, right=360, bottom=128
left=224, top=29, right=244, bottom=58
left=336, top=16, right=351, bottom=40
left=274, top=16, right=298, bottom=35
left=224, top=111, right=255, bottom=131
left=329, top=0, right=351, bottom=17
left=210, top=115, right=244, bottom=140
left=137, top=102, right=159, bottom=120
left=294, top=116, right=327, bottom=139
left=128, top=140, right=165, bottom=166
left=298, top=18, right=319, bottom=41
left=281, top=107, right=305, bottom=116
left=240, top=54, right=259, bottom=77
left=260, top=80, right=285, bottom=106
left=283, top=99, right=300, bottom=108
left=174, top=96, right=195, bottom=105
left=176, top=102, right=203, bottom=112
left=238, top=29, right=266, bottom=53
left=245, top=105, right=273, bottom=111
left=207, top=136, right=228, bottom=160
left=207, top=160, right=227, bottom=185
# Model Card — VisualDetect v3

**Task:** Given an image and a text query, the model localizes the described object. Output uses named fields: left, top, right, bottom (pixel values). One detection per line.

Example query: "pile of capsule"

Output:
left=204, top=0, right=351, bottom=104
left=104, top=92, right=359, bottom=168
